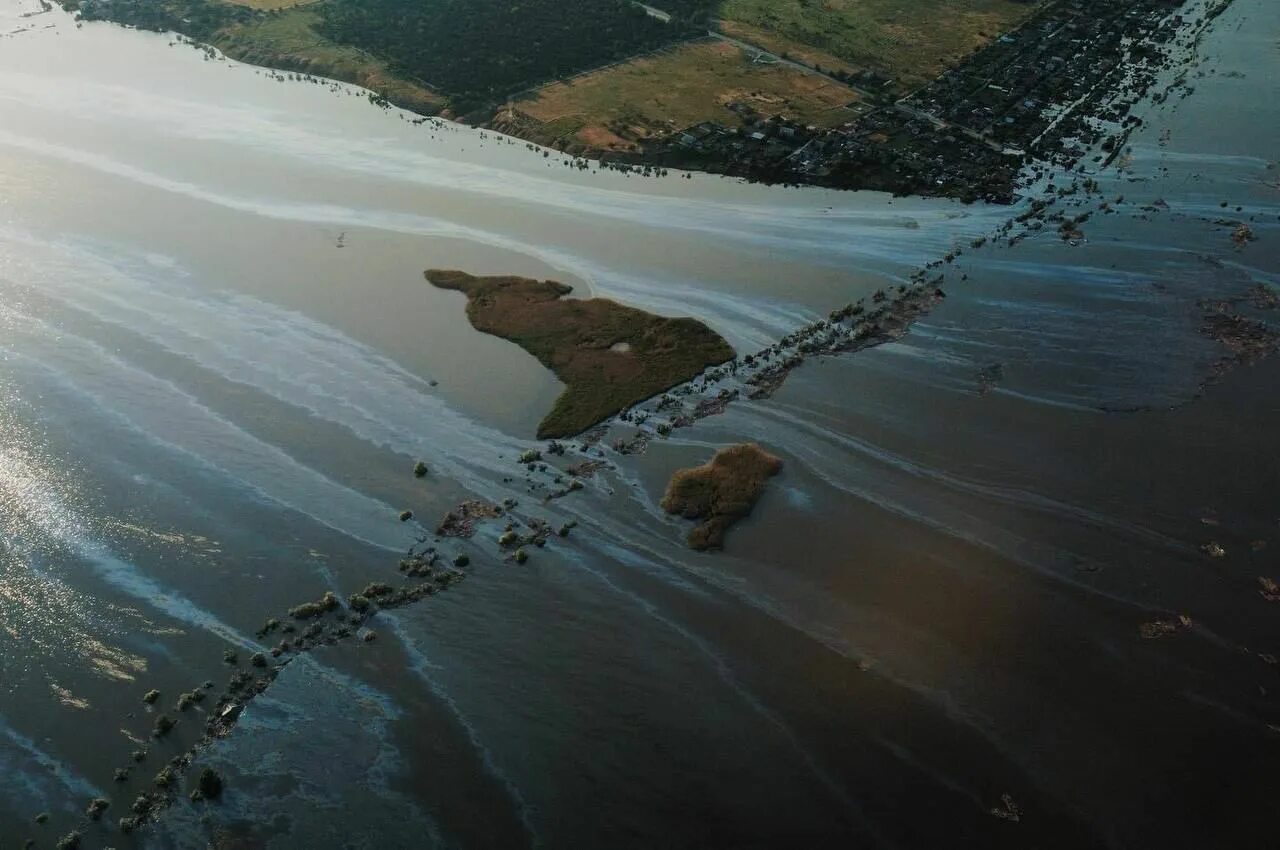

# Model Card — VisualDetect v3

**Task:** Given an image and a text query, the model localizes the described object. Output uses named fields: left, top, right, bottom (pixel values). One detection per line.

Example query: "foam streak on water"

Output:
left=1, top=0, right=1278, bottom=844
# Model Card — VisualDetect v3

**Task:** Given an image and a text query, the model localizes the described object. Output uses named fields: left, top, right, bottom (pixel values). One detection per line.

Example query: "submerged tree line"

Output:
left=70, top=0, right=252, bottom=40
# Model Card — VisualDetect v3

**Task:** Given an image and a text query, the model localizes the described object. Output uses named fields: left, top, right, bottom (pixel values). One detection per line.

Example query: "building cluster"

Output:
left=647, top=0, right=1202, bottom=201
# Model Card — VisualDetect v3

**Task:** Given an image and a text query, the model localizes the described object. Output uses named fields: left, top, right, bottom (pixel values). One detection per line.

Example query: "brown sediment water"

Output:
left=0, top=0, right=1278, bottom=847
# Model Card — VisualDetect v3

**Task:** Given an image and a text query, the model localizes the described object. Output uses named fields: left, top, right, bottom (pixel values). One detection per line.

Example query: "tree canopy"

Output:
left=319, top=0, right=699, bottom=110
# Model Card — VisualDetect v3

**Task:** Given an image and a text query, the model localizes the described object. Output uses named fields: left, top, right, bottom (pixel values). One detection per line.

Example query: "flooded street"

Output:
left=2, top=0, right=1278, bottom=846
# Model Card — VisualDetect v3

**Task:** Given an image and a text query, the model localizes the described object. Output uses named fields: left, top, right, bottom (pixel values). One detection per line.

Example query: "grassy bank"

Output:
left=213, top=7, right=442, bottom=113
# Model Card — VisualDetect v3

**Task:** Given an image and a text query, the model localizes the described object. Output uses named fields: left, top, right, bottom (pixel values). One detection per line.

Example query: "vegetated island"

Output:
left=661, top=443, right=782, bottom=550
left=425, top=269, right=735, bottom=438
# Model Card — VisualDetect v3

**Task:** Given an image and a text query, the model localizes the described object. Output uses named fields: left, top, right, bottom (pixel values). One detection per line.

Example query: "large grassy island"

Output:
left=425, top=270, right=735, bottom=438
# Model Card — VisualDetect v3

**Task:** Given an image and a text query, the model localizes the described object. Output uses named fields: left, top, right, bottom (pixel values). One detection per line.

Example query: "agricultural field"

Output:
left=221, top=0, right=312, bottom=11
left=716, top=18, right=859, bottom=77
left=714, top=0, right=1043, bottom=89
left=515, top=39, right=862, bottom=153
left=69, top=0, right=1044, bottom=173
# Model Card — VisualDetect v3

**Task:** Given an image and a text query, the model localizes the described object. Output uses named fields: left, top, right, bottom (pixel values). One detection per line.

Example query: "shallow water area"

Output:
left=2, top=0, right=1280, bottom=847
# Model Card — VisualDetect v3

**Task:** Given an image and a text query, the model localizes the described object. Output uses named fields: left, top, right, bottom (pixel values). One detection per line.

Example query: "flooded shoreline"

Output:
left=2, top=0, right=1279, bottom=846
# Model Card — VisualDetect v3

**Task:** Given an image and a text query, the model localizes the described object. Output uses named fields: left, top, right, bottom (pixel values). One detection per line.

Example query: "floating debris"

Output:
left=1140, top=615, right=1192, bottom=639
left=289, top=591, right=340, bottom=620
left=1231, top=222, right=1256, bottom=249
left=107, top=561, right=468, bottom=837
left=1198, top=297, right=1280, bottom=388
left=990, top=793, right=1021, bottom=822
left=977, top=363, right=1005, bottom=396
left=436, top=500, right=502, bottom=538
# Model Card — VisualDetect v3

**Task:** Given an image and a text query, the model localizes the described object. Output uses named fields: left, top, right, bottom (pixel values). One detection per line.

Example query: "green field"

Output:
left=716, top=0, right=1042, bottom=89
left=221, top=0, right=312, bottom=10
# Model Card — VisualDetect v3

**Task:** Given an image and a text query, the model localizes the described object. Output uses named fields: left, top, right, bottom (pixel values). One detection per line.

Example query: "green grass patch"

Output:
left=717, top=0, right=1042, bottom=89
left=214, top=7, right=442, bottom=111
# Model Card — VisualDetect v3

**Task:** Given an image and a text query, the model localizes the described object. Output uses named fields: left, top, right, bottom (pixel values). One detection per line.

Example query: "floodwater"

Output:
left=1, top=0, right=1278, bottom=847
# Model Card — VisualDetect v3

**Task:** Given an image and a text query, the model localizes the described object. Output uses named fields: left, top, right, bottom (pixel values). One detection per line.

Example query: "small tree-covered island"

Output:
left=662, top=443, right=783, bottom=550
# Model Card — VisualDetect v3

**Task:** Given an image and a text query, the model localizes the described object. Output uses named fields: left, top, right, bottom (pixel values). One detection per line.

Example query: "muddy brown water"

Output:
left=1, top=0, right=1278, bottom=847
